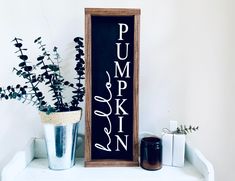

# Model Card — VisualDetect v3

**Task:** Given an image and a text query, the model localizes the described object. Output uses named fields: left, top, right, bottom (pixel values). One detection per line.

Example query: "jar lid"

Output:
left=141, top=136, right=161, bottom=145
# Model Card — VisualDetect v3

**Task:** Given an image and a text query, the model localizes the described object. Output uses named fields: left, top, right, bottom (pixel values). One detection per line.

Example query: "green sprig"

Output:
left=176, top=125, right=199, bottom=135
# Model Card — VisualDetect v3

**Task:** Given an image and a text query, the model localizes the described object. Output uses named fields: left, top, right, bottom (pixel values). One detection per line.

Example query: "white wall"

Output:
left=0, top=0, right=234, bottom=180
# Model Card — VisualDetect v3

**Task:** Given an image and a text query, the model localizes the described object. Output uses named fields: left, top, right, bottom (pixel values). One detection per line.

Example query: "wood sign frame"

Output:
left=85, top=8, right=140, bottom=167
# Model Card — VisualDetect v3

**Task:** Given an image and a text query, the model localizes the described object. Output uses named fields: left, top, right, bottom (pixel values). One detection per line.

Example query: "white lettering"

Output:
left=118, top=23, right=128, bottom=40
left=117, top=80, right=127, bottom=96
left=94, top=71, right=113, bottom=152
left=116, top=43, right=129, bottom=60
left=118, top=116, right=124, bottom=133
left=115, top=135, right=129, bottom=151
left=115, top=99, right=128, bottom=115
left=114, top=61, right=130, bottom=78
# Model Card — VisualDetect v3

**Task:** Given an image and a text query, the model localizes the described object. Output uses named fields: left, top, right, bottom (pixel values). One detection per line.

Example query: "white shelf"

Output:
left=1, top=138, right=214, bottom=181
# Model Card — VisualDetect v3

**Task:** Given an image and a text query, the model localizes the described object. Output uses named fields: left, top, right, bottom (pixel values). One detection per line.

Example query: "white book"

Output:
left=162, top=133, right=173, bottom=166
left=172, top=134, right=186, bottom=167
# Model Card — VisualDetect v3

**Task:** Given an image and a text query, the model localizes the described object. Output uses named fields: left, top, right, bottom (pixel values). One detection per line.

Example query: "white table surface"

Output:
left=1, top=138, right=214, bottom=181
left=16, top=158, right=204, bottom=181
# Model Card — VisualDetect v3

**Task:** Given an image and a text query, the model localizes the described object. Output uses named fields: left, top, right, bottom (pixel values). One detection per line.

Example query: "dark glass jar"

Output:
left=140, top=137, right=162, bottom=170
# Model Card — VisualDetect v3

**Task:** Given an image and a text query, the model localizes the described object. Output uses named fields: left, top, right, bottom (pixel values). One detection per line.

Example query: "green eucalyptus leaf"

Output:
left=14, top=43, right=22, bottom=48
left=37, top=56, right=44, bottom=61
left=12, top=92, right=17, bottom=98
left=19, top=55, right=28, bottom=61
left=23, top=73, right=29, bottom=78
left=76, top=83, right=83, bottom=88
left=19, top=62, right=26, bottom=67
left=41, top=65, right=48, bottom=69
left=34, top=37, right=41, bottom=43
left=48, top=64, right=59, bottom=71
left=16, top=70, right=22, bottom=75
left=24, top=66, right=32, bottom=72
left=64, top=81, right=69, bottom=85
left=36, top=92, right=43, bottom=97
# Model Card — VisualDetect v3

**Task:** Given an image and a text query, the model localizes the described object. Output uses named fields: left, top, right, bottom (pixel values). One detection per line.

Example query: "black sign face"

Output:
left=85, top=8, right=140, bottom=167
left=91, top=16, right=134, bottom=160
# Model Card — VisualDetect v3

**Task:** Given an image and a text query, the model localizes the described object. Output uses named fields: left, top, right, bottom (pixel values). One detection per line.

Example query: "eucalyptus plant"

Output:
left=176, top=125, right=199, bottom=135
left=0, top=37, right=85, bottom=114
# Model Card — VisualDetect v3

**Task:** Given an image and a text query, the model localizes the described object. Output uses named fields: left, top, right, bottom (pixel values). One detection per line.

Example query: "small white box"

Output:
left=162, top=133, right=173, bottom=166
left=170, top=120, right=178, bottom=132
left=172, top=134, right=185, bottom=167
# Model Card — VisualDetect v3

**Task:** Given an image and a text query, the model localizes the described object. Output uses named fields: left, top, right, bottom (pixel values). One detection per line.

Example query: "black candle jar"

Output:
left=140, top=137, right=162, bottom=170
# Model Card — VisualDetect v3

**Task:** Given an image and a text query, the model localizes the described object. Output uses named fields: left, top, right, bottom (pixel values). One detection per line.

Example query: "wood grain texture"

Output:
left=133, top=13, right=140, bottom=164
left=84, top=12, right=92, bottom=163
left=85, top=8, right=140, bottom=16
left=85, top=8, right=141, bottom=167
left=85, top=160, right=139, bottom=167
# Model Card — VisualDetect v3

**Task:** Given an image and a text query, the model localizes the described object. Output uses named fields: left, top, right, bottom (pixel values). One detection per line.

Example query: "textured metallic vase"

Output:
left=40, top=110, right=82, bottom=170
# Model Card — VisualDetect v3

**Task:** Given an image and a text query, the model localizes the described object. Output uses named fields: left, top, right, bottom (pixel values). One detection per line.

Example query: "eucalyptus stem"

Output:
left=35, top=38, right=64, bottom=111
left=13, top=38, right=46, bottom=108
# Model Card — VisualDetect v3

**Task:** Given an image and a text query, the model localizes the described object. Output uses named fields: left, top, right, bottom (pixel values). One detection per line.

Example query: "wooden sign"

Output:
left=85, top=8, right=140, bottom=167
